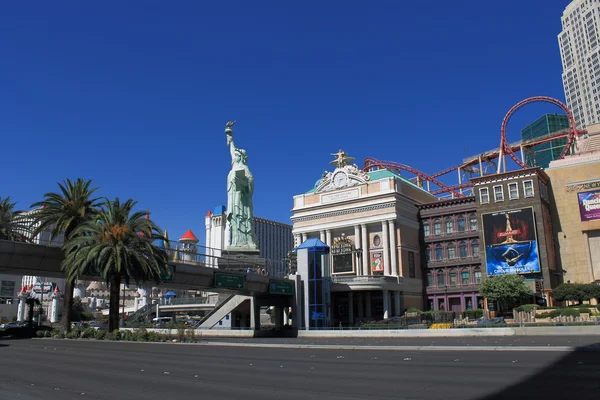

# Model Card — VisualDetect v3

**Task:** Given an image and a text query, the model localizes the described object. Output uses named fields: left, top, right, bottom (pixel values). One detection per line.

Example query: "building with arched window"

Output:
left=419, top=196, right=484, bottom=312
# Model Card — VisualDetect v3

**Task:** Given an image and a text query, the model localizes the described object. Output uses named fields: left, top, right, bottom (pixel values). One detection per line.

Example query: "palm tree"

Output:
left=30, top=178, right=101, bottom=331
left=0, top=197, right=30, bottom=241
left=64, top=198, right=169, bottom=332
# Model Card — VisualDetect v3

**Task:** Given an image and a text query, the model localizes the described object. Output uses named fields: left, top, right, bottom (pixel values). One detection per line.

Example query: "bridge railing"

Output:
left=15, top=237, right=292, bottom=279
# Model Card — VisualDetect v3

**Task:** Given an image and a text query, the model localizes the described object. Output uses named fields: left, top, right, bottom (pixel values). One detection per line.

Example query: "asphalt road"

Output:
left=1, top=339, right=599, bottom=400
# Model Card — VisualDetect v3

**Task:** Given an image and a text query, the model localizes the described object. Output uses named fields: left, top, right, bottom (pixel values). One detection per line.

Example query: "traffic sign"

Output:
left=269, top=280, right=294, bottom=295
left=214, top=272, right=245, bottom=290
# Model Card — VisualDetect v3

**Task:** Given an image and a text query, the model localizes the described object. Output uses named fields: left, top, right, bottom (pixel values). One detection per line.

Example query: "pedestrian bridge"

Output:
left=0, top=240, right=295, bottom=297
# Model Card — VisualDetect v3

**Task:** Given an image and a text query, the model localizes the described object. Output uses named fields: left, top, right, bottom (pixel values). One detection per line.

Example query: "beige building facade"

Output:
left=291, top=151, right=437, bottom=325
left=546, top=123, right=600, bottom=284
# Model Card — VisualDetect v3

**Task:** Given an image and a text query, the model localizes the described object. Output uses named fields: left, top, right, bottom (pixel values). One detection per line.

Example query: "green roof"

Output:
left=304, top=169, right=431, bottom=195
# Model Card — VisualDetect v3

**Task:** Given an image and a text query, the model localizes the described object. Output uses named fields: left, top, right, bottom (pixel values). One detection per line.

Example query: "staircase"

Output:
left=123, top=304, right=152, bottom=326
left=195, top=294, right=252, bottom=329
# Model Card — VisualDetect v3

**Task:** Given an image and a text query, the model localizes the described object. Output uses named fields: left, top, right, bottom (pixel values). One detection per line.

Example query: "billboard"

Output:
left=371, top=251, right=384, bottom=273
left=578, top=190, right=600, bottom=221
left=481, top=207, right=540, bottom=276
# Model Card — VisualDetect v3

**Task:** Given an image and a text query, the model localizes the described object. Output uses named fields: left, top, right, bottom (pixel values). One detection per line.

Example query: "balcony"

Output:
left=331, top=275, right=402, bottom=285
left=426, top=283, right=481, bottom=294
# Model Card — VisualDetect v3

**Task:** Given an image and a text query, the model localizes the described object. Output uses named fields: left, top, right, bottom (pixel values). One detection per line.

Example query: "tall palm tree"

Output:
left=30, top=178, right=101, bottom=331
left=0, top=197, right=30, bottom=241
left=64, top=198, right=169, bottom=332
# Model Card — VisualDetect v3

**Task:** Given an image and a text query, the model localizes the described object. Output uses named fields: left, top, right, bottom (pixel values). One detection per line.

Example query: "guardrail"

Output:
left=331, top=275, right=403, bottom=284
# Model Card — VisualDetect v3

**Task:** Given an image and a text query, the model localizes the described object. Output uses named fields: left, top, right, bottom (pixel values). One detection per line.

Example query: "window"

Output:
left=479, top=188, right=490, bottom=204
left=523, top=180, right=534, bottom=197
left=427, top=273, right=433, bottom=287
left=437, top=272, right=445, bottom=287
left=433, top=220, right=441, bottom=235
left=508, top=182, right=519, bottom=199
left=425, top=248, right=431, bottom=262
left=445, top=219, right=453, bottom=234
left=472, top=240, right=479, bottom=256
left=461, top=271, right=470, bottom=284
left=448, top=246, right=456, bottom=259
left=449, top=272, right=457, bottom=286
left=474, top=269, right=482, bottom=284
left=459, top=242, right=467, bottom=258
left=423, top=224, right=430, bottom=237
left=493, top=185, right=504, bottom=202
left=457, top=216, right=465, bottom=232
left=408, top=251, right=416, bottom=278
left=469, top=215, right=477, bottom=231
left=435, top=245, right=443, bottom=261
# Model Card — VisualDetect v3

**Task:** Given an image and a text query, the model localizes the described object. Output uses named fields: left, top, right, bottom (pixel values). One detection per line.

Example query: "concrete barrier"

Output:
left=296, top=326, right=600, bottom=338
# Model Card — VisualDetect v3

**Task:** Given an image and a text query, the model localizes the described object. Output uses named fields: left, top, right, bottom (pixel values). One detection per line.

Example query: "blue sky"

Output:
left=1, top=0, right=571, bottom=246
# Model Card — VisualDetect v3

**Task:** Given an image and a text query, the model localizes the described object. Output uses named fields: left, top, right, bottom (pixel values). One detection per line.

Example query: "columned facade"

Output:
left=291, top=151, right=436, bottom=326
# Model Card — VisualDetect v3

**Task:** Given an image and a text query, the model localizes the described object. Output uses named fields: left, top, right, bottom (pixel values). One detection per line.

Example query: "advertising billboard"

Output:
left=578, top=190, right=600, bottom=221
left=481, top=207, right=540, bottom=276
left=371, top=251, right=384, bottom=273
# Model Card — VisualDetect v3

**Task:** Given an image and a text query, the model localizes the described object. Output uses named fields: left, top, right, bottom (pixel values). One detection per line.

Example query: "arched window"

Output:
left=459, top=241, right=467, bottom=258
left=469, top=214, right=478, bottom=231
left=472, top=240, right=480, bottom=256
left=449, top=270, right=458, bottom=286
left=433, top=219, right=441, bottom=235
left=435, top=244, right=443, bottom=261
left=423, top=221, right=430, bottom=237
left=457, top=216, right=466, bottom=232
left=437, top=270, right=445, bottom=287
left=447, top=243, right=456, bottom=259
left=426, top=272, right=433, bottom=287
left=461, top=269, right=470, bottom=284
left=445, top=218, right=454, bottom=234
left=474, top=268, right=482, bottom=284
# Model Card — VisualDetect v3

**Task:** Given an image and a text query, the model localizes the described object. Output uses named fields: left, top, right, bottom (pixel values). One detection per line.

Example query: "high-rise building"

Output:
left=558, top=0, right=600, bottom=129
left=521, top=113, right=570, bottom=168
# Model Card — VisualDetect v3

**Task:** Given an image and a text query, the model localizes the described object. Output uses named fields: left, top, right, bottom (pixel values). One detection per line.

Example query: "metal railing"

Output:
left=331, top=275, right=403, bottom=284
left=159, top=297, right=211, bottom=306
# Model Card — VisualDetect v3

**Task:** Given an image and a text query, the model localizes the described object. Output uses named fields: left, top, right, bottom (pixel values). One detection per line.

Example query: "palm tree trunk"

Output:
left=108, top=273, right=121, bottom=333
left=60, top=279, right=75, bottom=332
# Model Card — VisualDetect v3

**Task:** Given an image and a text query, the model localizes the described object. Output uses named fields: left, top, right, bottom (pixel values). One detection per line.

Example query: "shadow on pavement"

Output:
left=481, top=342, right=600, bottom=400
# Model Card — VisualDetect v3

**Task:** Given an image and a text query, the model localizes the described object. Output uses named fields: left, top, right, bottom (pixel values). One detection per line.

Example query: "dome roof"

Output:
left=180, top=229, right=199, bottom=242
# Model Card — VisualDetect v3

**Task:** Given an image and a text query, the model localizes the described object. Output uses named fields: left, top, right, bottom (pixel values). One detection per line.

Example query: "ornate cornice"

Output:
left=565, top=179, right=600, bottom=192
left=291, top=202, right=395, bottom=223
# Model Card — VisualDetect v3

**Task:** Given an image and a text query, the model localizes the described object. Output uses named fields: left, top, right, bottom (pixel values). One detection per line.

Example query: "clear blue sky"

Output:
left=1, top=0, right=571, bottom=246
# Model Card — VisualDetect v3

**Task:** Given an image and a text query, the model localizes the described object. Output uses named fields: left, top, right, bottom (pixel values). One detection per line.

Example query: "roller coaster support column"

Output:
left=457, top=168, right=463, bottom=195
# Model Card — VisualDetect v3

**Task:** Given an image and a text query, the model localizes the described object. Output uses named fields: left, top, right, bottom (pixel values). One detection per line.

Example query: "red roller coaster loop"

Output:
left=363, top=158, right=466, bottom=198
left=498, top=96, right=579, bottom=172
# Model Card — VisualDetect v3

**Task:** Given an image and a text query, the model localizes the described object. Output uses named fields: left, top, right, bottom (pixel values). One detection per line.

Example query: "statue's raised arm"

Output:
left=225, top=121, right=237, bottom=160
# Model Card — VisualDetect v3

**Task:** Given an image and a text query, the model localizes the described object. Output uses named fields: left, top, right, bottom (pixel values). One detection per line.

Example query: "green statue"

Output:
left=225, top=121, right=258, bottom=251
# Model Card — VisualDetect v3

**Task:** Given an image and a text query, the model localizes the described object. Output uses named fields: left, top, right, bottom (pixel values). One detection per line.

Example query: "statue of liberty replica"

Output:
left=224, top=121, right=259, bottom=252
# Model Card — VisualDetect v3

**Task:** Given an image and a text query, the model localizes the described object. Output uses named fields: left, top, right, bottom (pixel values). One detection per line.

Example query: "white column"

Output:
left=325, top=230, right=332, bottom=246
left=381, top=221, right=391, bottom=276
left=382, top=290, right=390, bottom=320
left=393, top=292, right=401, bottom=317
left=357, top=292, right=364, bottom=319
left=294, top=234, right=301, bottom=248
left=348, top=291, right=354, bottom=326
left=354, top=225, right=361, bottom=275
left=365, top=292, right=372, bottom=318
left=320, top=230, right=326, bottom=243
left=51, top=296, right=60, bottom=323
left=361, top=224, right=369, bottom=275
left=301, top=233, right=308, bottom=243
left=16, top=296, right=25, bottom=322
left=388, top=220, right=398, bottom=276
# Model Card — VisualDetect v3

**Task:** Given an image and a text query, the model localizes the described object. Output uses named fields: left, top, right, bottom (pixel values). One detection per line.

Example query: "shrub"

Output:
left=536, top=312, right=551, bottom=319
left=515, top=304, right=539, bottom=312
left=80, top=328, right=97, bottom=339
left=405, top=308, right=422, bottom=314
left=548, top=310, right=562, bottom=318
left=36, top=330, right=46, bottom=338
left=578, top=307, right=592, bottom=315
left=65, top=329, right=80, bottom=339
left=185, top=329, right=196, bottom=343
left=109, top=330, right=121, bottom=341
left=560, top=308, right=580, bottom=317
left=464, top=309, right=484, bottom=319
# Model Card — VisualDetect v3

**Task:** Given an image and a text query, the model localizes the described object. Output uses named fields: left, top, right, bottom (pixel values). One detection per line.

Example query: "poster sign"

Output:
left=578, top=190, right=600, bottom=221
left=482, top=207, right=540, bottom=276
left=371, top=251, right=384, bottom=273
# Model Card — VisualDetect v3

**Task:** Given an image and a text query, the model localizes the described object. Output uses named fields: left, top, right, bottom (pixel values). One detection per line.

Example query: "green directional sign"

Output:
left=214, top=272, right=245, bottom=290
left=269, top=280, right=294, bottom=295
